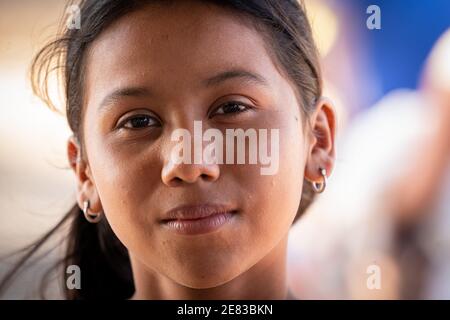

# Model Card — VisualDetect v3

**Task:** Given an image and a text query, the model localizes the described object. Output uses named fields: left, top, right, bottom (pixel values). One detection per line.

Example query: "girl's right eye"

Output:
left=119, top=114, right=160, bottom=130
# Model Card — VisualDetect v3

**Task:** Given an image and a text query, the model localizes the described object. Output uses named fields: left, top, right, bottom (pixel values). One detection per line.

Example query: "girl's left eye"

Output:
left=211, top=101, right=252, bottom=117
left=119, top=114, right=159, bottom=129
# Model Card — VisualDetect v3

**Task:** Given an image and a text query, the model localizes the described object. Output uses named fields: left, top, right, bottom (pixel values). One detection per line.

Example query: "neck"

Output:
left=129, top=234, right=291, bottom=300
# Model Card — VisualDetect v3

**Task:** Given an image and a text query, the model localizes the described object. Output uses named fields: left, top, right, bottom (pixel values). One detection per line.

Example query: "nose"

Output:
left=161, top=118, right=222, bottom=186
left=161, top=130, right=221, bottom=186
left=162, top=161, right=220, bottom=186
left=161, top=159, right=220, bottom=186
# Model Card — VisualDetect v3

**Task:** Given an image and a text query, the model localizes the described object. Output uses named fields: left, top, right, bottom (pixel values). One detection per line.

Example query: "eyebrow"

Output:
left=99, top=87, right=151, bottom=111
left=98, top=69, right=269, bottom=111
left=202, top=69, right=270, bottom=88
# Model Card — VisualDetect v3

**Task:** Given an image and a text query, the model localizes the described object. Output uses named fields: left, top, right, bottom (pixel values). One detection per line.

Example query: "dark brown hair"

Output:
left=0, top=0, right=322, bottom=299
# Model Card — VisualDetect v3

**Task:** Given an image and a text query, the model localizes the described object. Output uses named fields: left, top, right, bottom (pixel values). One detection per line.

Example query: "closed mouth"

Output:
left=160, top=203, right=238, bottom=222
left=160, top=204, right=238, bottom=235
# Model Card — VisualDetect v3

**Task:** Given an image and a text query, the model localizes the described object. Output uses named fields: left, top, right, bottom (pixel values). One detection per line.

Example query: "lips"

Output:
left=160, top=204, right=238, bottom=235
left=161, top=203, right=238, bottom=221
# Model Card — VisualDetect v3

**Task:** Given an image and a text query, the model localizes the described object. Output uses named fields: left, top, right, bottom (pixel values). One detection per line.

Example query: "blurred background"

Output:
left=0, top=0, right=449, bottom=299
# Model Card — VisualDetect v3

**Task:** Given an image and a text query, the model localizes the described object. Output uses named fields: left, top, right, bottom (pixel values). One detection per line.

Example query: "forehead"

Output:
left=84, top=1, right=283, bottom=98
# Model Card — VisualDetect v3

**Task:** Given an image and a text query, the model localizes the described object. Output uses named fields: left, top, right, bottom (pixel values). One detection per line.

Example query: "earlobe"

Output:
left=304, top=97, right=337, bottom=184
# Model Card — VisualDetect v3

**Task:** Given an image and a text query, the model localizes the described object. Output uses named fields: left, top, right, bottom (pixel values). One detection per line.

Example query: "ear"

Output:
left=67, top=136, right=103, bottom=214
left=304, top=97, right=337, bottom=183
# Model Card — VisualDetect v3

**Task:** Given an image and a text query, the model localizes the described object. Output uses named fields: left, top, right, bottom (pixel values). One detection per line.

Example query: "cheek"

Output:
left=233, top=114, right=306, bottom=247
left=85, top=134, right=162, bottom=249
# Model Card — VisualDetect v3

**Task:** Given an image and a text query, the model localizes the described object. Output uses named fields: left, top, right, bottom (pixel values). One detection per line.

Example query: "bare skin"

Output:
left=67, top=1, right=336, bottom=300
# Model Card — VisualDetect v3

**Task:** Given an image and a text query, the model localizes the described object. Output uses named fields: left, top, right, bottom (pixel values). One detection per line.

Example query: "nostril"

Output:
left=162, top=162, right=220, bottom=186
left=166, top=177, right=184, bottom=187
left=173, top=177, right=183, bottom=184
left=170, top=174, right=212, bottom=186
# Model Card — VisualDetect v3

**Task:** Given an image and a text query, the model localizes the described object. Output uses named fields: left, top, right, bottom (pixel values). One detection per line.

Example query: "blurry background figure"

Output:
left=382, top=29, right=450, bottom=299
left=288, top=0, right=450, bottom=299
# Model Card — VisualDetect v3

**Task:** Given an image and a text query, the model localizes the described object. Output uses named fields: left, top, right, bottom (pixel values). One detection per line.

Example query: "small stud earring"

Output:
left=82, top=200, right=103, bottom=223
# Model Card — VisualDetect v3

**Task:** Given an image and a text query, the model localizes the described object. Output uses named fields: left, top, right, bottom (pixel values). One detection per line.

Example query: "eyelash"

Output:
left=210, top=101, right=253, bottom=118
left=118, top=101, right=253, bottom=130
left=119, top=114, right=160, bottom=130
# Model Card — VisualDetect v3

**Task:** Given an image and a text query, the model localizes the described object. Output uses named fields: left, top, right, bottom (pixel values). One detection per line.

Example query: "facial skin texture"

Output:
left=68, top=1, right=336, bottom=299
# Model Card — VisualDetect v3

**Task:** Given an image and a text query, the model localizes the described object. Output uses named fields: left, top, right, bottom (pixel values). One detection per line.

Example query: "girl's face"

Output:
left=70, top=1, right=331, bottom=289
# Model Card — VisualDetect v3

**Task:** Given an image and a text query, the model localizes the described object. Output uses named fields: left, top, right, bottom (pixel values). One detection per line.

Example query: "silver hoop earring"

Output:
left=312, top=168, right=327, bottom=193
left=82, top=200, right=103, bottom=223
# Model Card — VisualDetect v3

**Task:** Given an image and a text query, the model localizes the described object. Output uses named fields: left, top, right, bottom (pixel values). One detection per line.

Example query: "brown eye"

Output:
left=121, top=114, right=159, bottom=129
left=211, top=101, right=252, bottom=117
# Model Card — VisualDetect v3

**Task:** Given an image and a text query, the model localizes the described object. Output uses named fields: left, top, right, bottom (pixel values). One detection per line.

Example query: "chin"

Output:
left=175, top=272, right=238, bottom=289
left=167, top=258, right=243, bottom=289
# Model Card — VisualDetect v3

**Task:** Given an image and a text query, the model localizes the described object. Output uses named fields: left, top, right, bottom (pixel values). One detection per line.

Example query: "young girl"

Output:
left=1, top=0, right=336, bottom=299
